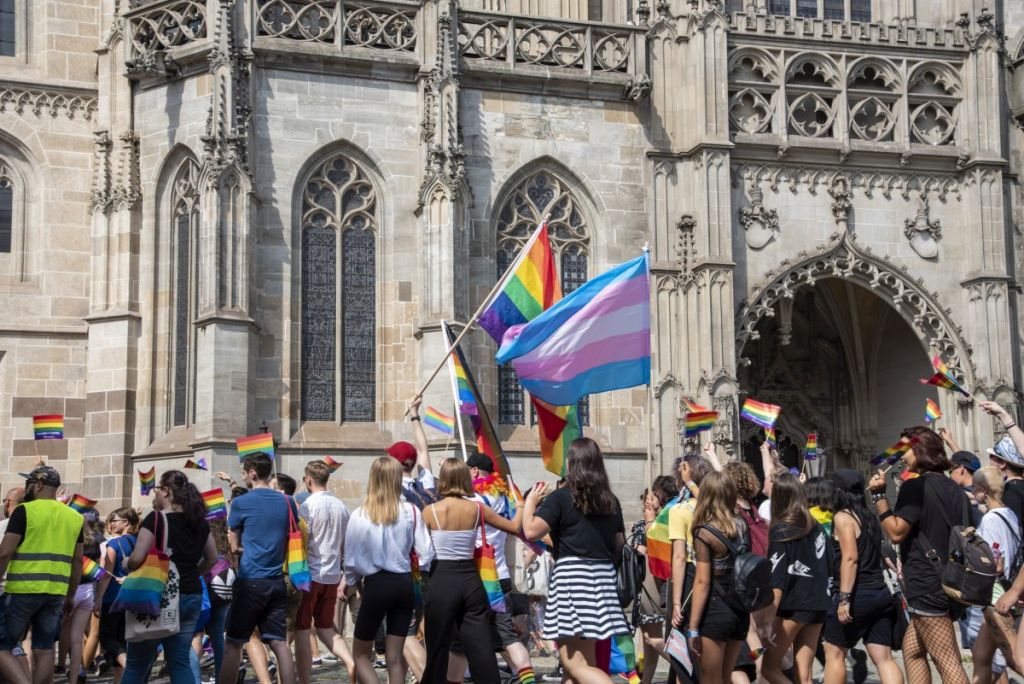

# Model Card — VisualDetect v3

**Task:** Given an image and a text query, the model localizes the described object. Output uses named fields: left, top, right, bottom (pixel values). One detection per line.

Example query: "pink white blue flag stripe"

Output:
left=495, top=254, right=650, bottom=406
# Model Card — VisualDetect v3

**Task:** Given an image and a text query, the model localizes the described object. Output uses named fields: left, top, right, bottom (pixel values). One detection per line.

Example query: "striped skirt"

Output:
left=542, top=557, right=630, bottom=641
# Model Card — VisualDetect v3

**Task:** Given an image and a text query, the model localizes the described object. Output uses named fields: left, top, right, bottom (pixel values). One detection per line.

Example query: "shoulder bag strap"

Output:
left=476, top=502, right=487, bottom=546
left=410, top=505, right=419, bottom=556
left=157, top=511, right=169, bottom=554
left=284, top=494, right=298, bottom=535
left=912, top=474, right=957, bottom=573
left=994, top=509, right=1021, bottom=546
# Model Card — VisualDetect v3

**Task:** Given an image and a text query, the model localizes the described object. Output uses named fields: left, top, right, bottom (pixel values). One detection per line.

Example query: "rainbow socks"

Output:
left=517, top=667, right=536, bottom=684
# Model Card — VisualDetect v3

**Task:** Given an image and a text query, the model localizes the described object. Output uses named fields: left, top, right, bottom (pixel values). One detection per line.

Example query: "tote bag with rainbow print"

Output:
left=284, top=494, right=311, bottom=592
left=473, top=502, right=506, bottom=613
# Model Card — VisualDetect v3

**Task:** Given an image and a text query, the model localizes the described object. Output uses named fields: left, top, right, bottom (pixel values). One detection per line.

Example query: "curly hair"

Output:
left=723, top=461, right=761, bottom=502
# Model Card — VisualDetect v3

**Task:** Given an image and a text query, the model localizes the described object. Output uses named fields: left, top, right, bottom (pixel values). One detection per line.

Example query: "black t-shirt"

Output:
left=1003, top=480, right=1024, bottom=533
left=894, top=472, right=970, bottom=600
left=768, top=521, right=832, bottom=612
left=535, top=487, right=624, bottom=562
left=5, top=505, right=84, bottom=543
left=142, top=511, right=210, bottom=595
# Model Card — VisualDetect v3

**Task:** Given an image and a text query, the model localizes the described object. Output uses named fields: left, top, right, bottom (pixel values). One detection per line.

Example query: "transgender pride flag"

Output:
left=496, top=253, right=650, bottom=406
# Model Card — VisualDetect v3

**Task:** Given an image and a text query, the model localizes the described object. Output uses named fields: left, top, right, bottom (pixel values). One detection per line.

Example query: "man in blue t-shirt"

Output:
left=217, top=453, right=299, bottom=684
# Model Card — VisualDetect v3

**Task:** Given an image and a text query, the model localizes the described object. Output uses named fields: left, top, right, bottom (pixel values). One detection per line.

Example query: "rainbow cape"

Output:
left=323, top=455, right=342, bottom=472
left=201, top=488, right=227, bottom=520
left=925, top=398, right=941, bottom=423
left=740, top=399, right=781, bottom=429
left=138, top=467, right=156, bottom=495
left=184, top=457, right=207, bottom=471
left=423, top=406, right=455, bottom=435
left=82, top=556, right=106, bottom=581
left=870, top=437, right=917, bottom=466
left=479, top=221, right=561, bottom=346
left=236, top=433, right=274, bottom=460
left=67, top=494, right=96, bottom=514
left=646, top=495, right=680, bottom=580
left=33, top=414, right=64, bottom=440
left=805, top=433, right=818, bottom=460
left=533, top=397, right=581, bottom=477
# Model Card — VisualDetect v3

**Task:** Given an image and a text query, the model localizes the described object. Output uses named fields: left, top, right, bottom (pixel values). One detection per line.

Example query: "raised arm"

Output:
left=522, top=484, right=551, bottom=541
left=408, top=397, right=431, bottom=475
left=703, top=441, right=723, bottom=472
left=980, top=401, right=1024, bottom=459
left=483, top=501, right=523, bottom=535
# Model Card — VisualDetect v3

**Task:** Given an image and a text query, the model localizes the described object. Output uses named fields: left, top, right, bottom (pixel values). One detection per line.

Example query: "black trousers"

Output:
left=422, top=559, right=499, bottom=683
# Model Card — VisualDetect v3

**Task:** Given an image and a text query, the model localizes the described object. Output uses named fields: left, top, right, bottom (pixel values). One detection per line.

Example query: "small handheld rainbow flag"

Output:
left=740, top=399, right=781, bottom=429
left=920, top=356, right=970, bottom=398
left=236, top=433, right=274, bottom=460
left=423, top=406, right=455, bottom=435
left=33, top=414, right=64, bottom=440
left=138, top=467, right=156, bottom=495
left=201, top=488, right=227, bottom=520
left=764, top=427, right=777, bottom=449
left=82, top=557, right=106, bottom=581
left=184, top=457, right=207, bottom=471
left=323, top=455, right=342, bottom=472
left=67, top=494, right=96, bottom=514
left=805, top=433, right=818, bottom=461
left=870, top=437, right=916, bottom=467
left=683, top=399, right=718, bottom=438
left=924, top=399, right=941, bottom=423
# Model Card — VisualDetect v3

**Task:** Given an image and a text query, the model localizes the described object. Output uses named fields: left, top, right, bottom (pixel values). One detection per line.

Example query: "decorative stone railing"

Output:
left=729, top=12, right=967, bottom=51
left=458, top=11, right=641, bottom=76
left=124, top=0, right=208, bottom=55
left=254, top=0, right=418, bottom=52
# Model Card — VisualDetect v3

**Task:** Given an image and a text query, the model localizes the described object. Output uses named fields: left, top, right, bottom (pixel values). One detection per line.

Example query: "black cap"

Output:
left=19, top=465, right=61, bottom=488
left=832, top=468, right=865, bottom=496
left=951, top=451, right=981, bottom=473
left=466, top=453, right=495, bottom=473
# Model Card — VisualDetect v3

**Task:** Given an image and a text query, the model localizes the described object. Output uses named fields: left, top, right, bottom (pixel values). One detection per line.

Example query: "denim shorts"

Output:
left=0, top=593, right=64, bottom=651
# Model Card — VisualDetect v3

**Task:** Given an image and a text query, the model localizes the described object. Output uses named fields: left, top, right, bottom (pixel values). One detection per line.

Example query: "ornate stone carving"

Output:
left=711, top=393, right=737, bottom=448
left=623, top=76, right=652, bottom=101
left=0, top=86, right=97, bottom=121
left=738, top=186, right=778, bottom=249
left=676, top=214, right=697, bottom=290
left=110, top=131, right=141, bottom=212
left=904, top=198, right=942, bottom=259
left=90, top=131, right=113, bottom=214
left=733, top=164, right=961, bottom=202
left=828, top=175, right=852, bottom=225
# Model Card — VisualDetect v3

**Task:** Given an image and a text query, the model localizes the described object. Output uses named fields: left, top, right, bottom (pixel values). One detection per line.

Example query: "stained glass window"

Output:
left=0, top=170, right=11, bottom=253
left=823, top=0, right=843, bottom=19
left=300, top=154, right=377, bottom=423
left=769, top=0, right=790, bottom=15
left=851, top=0, right=871, bottom=22
left=796, top=0, right=817, bottom=17
left=0, top=0, right=14, bottom=57
left=496, top=171, right=590, bottom=427
left=170, top=159, right=198, bottom=427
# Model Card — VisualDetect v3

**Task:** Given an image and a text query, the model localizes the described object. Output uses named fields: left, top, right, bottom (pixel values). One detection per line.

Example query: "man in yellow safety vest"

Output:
left=0, top=466, right=85, bottom=684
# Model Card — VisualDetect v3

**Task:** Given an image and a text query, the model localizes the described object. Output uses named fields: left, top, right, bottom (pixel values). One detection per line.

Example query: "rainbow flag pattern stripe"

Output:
left=684, top=399, right=718, bottom=438
left=479, top=222, right=561, bottom=345
left=82, top=557, right=106, bottom=581
left=608, top=634, right=640, bottom=682
left=645, top=495, right=679, bottom=580
left=533, top=397, right=581, bottom=477
left=33, top=414, right=64, bottom=440
left=423, top=406, right=455, bottom=435
left=920, top=355, right=970, bottom=397
left=236, top=433, right=274, bottom=460
left=870, top=437, right=916, bottom=466
left=764, top=427, right=777, bottom=449
left=286, top=533, right=311, bottom=591
left=740, top=399, right=781, bottom=429
left=138, top=467, right=156, bottom=495
left=67, top=494, right=96, bottom=514
left=184, top=457, right=207, bottom=471
left=201, top=488, right=227, bottom=520
left=805, top=433, right=818, bottom=461
left=449, top=339, right=479, bottom=417
left=925, top=398, right=942, bottom=423
left=324, top=455, right=342, bottom=472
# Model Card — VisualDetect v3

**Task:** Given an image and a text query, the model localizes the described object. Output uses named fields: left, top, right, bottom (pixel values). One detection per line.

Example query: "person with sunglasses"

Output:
left=94, top=507, right=140, bottom=684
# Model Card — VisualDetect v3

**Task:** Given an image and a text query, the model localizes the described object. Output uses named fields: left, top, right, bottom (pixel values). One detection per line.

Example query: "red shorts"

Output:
left=295, top=581, right=339, bottom=631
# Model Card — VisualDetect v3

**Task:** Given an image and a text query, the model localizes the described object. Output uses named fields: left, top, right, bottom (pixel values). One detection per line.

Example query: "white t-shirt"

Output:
left=978, top=507, right=1020, bottom=581
left=758, top=499, right=772, bottom=522
left=299, top=490, right=351, bottom=585
left=403, top=466, right=435, bottom=491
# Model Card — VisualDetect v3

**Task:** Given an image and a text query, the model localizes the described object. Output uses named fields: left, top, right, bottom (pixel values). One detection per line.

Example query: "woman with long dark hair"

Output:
left=761, top=473, right=831, bottom=684
left=121, top=470, right=217, bottom=684
left=868, top=426, right=970, bottom=684
left=523, top=438, right=629, bottom=683
left=822, top=469, right=902, bottom=684
left=685, top=472, right=750, bottom=684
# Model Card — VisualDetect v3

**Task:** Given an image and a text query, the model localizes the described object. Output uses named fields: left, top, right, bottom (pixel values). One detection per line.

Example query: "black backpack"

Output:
left=402, top=480, right=440, bottom=511
left=699, top=524, right=774, bottom=612
left=617, top=541, right=647, bottom=610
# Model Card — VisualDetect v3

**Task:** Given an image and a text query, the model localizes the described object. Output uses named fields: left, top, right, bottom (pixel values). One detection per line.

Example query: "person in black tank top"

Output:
left=823, top=470, right=902, bottom=684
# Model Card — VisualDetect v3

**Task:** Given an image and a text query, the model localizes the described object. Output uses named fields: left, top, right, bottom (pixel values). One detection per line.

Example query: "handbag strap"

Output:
left=153, top=511, right=169, bottom=554
left=283, top=493, right=298, bottom=535
left=476, top=502, right=487, bottom=546
left=409, top=504, right=419, bottom=560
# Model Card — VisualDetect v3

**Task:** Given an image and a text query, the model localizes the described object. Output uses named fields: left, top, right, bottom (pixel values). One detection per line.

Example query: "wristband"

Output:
left=879, top=510, right=893, bottom=522
left=685, top=629, right=700, bottom=638
left=836, top=591, right=852, bottom=604
left=1005, top=422, right=1018, bottom=430
left=410, top=416, right=420, bottom=422
left=871, top=491, right=886, bottom=503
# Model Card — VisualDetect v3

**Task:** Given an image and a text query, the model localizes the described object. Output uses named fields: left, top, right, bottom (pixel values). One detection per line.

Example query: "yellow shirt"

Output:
left=667, top=498, right=697, bottom=564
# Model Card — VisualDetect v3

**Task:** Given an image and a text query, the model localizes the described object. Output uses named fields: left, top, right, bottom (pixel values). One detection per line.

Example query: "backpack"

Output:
left=617, top=540, right=647, bottom=611
left=699, top=524, right=774, bottom=612
left=916, top=476, right=998, bottom=606
left=993, top=509, right=1024, bottom=583
left=738, top=504, right=769, bottom=557
left=402, top=479, right=440, bottom=511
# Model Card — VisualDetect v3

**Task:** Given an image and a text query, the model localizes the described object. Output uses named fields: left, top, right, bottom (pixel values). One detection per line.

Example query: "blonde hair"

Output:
left=692, top=471, right=739, bottom=539
left=438, top=458, right=474, bottom=498
left=364, top=456, right=403, bottom=525
left=974, top=466, right=1005, bottom=503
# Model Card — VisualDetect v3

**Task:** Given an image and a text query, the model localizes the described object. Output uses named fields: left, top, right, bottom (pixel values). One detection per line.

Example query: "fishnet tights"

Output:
left=902, top=615, right=968, bottom=684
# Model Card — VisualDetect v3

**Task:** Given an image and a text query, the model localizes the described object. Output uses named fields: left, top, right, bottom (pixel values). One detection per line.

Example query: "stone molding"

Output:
left=0, top=83, right=97, bottom=121
left=732, top=163, right=961, bottom=201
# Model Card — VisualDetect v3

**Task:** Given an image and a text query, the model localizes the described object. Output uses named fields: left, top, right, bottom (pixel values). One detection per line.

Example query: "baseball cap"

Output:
left=988, top=436, right=1024, bottom=468
left=832, top=468, right=865, bottom=496
left=467, top=453, right=495, bottom=473
left=385, top=441, right=417, bottom=466
left=19, top=465, right=61, bottom=488
left=950, top=450, right=982, bottom=473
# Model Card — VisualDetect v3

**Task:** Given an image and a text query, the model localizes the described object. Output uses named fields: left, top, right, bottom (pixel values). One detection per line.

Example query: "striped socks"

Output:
left=517, top=666, right=536, bottom=684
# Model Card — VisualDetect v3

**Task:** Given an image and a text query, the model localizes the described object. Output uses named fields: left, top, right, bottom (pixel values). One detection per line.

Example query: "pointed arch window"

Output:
left=170, top=158, right=199, bottom=427
left=300, top=153, right=377, bottom=423
left=0, top=161, right=12, bottom=253
left=495, top=170, right=591, bottom=427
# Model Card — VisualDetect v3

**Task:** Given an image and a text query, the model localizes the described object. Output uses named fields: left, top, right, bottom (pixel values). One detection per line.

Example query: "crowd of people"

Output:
left=0, top=397, right=1021, bottom=684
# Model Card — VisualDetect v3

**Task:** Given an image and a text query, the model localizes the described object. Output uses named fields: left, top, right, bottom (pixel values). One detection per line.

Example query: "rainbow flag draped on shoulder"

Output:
left=495, top=254, right=651, bottom=406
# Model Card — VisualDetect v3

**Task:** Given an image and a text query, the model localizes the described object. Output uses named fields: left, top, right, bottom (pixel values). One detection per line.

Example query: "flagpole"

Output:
left=407, top=217, right=550, bottom=414
left=645, top=383, right=653, bottom=487
left=444, top=320, right=469, bottom=461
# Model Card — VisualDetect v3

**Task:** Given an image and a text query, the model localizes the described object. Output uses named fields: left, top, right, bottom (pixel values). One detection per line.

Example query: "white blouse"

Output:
left=343, top=503, right=434, bottom=586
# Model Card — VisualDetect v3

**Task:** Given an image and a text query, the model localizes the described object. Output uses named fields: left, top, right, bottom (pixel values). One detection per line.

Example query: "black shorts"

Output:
left=698, top=591, right=749, bottom=642
left=225, top=577, right=289, bottom=644
left=777, top=609, right=827, bottom=625
left=354, top=571, right=416, bottom=642
left=451, top=578, right=520, bottom=653
left=823, top=586, right=898, bottom=649
left=906, top=590, right=961, bottom=618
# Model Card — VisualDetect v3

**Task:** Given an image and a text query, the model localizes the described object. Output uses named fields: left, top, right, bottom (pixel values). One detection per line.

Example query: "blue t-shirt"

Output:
left=228, top=489, right=299, bottom=579
left=102, top=534, right=137, bottom=605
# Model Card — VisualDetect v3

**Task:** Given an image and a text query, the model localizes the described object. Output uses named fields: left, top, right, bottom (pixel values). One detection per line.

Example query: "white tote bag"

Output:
left=125, top=512, right=181, bottom=643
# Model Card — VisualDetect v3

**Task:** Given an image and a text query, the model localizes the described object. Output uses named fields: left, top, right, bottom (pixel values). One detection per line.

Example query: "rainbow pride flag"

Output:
left=33, top=414, right=64, bottom=440
left=925, top=399, right=941, bottom=423
left=741, top=399, right=781, bottom=429
left=533, top=397, right=581, bottom=477
left=423, top=406, right=455, bottom=435
left=184, top=457, right=207, bottom=471
left=82, top=556, right=106, bottom=581
left=764, top=426, right=777, bottom=449
left=479, top=222, right=561, bottom=345
left=67, top=494, right=96, bottom=514
left=598, top=634, right=640, bottom=684
left=805, top=433, right=818, bottom=461
left=138, top=467, right=156, bottom=495
left=920, top=356, right=970, bottom=397
left=236, top=433, right=274, bottom=460
left=324, top=455, right=342, bottom=472
left=683, top=400, right=718, bottom=438
left=201, top=488, right=227, bottom=520
left=645, top=495, right=679, bottom=580
left=448, top=335, right=478, bottom=417
left=870, top=437, right=917, bottom=467
left=496, top=254, right=651, bottom=406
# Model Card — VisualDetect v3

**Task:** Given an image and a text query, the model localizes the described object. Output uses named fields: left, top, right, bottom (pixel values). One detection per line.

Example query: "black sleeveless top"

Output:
left=839, top=510, right=886, bottom=591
